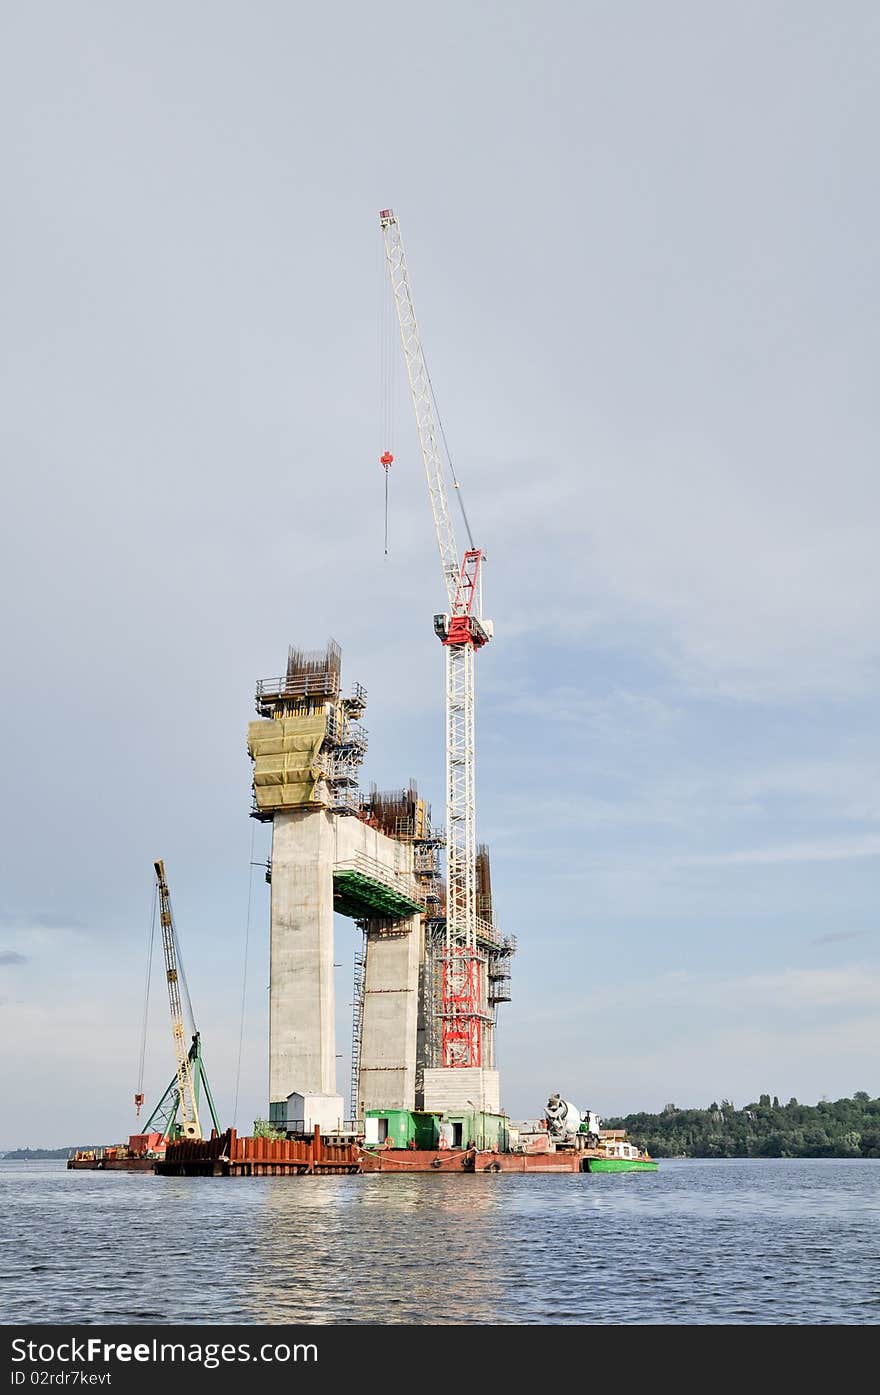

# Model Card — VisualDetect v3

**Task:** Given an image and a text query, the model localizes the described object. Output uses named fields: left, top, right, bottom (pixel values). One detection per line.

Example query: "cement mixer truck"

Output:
left=545, top=1094, right=601, bottom=1147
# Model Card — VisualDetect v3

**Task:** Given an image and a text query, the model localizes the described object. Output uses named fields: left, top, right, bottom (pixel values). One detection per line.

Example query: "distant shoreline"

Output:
left=605, top=1092, right=880, bottom=1159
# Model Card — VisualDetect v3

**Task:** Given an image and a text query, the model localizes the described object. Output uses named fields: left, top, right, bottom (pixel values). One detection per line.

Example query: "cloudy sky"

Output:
left=1, top=3, right=878, bottom=1147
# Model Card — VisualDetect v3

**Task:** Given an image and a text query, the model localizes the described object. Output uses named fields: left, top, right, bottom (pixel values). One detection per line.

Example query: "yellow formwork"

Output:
left=247, top=714, right=327, bottom=811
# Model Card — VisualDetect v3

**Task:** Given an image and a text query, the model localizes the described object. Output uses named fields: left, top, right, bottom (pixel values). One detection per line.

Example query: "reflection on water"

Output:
left=247, top=1175, right=502, bottom=1323
left=2, top=1160, right=878, bottom=1324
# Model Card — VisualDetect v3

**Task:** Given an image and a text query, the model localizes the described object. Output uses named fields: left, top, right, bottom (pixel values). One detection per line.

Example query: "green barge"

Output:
left=586, top=1155, right=659, bottom=1173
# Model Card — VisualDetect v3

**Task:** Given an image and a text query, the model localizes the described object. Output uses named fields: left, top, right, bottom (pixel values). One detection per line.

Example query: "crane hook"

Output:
left=380, top=452, right=393, bottom=555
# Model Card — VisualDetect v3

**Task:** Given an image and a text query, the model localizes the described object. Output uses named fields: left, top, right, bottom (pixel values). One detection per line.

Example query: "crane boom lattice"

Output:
left=154, top=859, right=203, bottom=1140
left=380, top=209, right=494, bottom=1070
left=379, top=210, right=460, bottom=608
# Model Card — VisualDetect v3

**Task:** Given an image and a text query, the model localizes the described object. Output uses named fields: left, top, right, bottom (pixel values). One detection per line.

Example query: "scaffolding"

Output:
left=488, top=934, right=516, bottom=1006
left=476, top=843, right=493, bottom=924
left=360, top=782, right=427, bottom=839
left=349, top=929, right=366, bottom=1120
left=249, top=639, right=368, bottom=818
left=419, top=844, right=515, bottom=1070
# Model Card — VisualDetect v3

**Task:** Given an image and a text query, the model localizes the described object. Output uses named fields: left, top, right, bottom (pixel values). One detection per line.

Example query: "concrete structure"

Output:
left=423, top=1066, right=500, bottom=1116
left=267, top=806, right=423, bottom=1121
left=357, top=915, right=422, bottom=1116
left=249, top=641, right=510, bottom=1129
left=268, top=812, right=337, bottom=1102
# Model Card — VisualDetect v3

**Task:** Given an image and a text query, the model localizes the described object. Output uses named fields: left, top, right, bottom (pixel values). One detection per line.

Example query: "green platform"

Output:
left=333, top=868, right=424, bottom=921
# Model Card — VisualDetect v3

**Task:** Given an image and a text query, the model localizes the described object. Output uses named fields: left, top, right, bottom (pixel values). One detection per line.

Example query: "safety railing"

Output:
left=334, top=852, right=426, bottom=910
left=283, top=1119, right=364, bottom=1137
left=256, top=673, right=339, bottom=701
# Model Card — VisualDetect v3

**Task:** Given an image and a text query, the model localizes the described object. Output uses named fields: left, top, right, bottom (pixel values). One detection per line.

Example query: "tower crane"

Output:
left=135, top=859, right=220, bottom=1141
left=379, top=209, right=494, bottom=1069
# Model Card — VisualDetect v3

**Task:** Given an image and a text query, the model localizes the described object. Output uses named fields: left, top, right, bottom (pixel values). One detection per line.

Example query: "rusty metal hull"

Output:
left=360, top=1148, right=473, bottom=1173
left=153, top=1130, right=592, bottom=1178
left=156, top=1127, right=361, bottom=1176
left=360, top=1147, right=584, bottom=1173
left=66, top=1157, right=157, bottom=1171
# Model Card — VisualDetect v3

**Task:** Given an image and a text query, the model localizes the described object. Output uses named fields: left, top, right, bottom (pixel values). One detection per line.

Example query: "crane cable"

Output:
left=169, top=889, right=198, bottom=1038
left=380, top=248, right=396, bottom=554
left=232, top=821, right=257, bottom=1130
left=136, top=881, right=158, bottom=1108
left=381, top=230, right=476, bottom=564
left=421, top=349, right=476, bottom=554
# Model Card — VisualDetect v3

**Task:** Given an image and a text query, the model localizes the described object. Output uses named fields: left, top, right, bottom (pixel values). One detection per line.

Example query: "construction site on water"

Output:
left=69, top=210, right=655, bottom=1179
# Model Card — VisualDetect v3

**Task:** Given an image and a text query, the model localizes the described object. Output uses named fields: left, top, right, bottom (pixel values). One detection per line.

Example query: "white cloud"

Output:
left=500, top=963, right=880, bottom=1115
left=676, top=834, right=880, bottom=867
left=478, top=433, right=880, bottom=702
left=523, top=963, right=880, bottom=1023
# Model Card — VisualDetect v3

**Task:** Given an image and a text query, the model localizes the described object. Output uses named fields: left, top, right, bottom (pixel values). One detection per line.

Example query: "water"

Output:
left=2, top=1159, right=878, bottom=1324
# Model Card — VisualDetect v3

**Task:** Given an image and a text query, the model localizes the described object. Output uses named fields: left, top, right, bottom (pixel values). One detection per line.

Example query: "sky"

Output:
left=1, top=2, right=878, bottom=1147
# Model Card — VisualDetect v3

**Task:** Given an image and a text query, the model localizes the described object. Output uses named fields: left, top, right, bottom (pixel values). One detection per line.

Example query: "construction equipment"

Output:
left=379, top=209, right=495, bottom=1069
left=545, top=1094, right=602, bottom=1146
left=136, top=860, right=221, bottom=1142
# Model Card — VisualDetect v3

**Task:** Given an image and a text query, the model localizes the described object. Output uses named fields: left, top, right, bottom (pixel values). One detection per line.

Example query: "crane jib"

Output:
left=380, top=206, right=495, bottom=1071
left=153, top=859, right=203, bottom=1141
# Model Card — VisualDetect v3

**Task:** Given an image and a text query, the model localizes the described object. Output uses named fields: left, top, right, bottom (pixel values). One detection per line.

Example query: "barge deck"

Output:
left=154, top=1128, right=596, bottom=1175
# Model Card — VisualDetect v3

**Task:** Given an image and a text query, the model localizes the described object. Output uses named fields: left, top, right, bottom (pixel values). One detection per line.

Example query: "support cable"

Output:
left=380, top=246, right=396, bottom=556
left=232, top=822, right=257, bottom=1130
left=136, top=881, right=158, bottom=1105
left=422, top=352, right=475, bottom=553
left=172, top=900, right=198, bottom=1038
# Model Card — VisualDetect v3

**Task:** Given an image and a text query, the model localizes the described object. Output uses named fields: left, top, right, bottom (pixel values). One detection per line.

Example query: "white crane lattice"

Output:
left=380, top=209, right=493, bottom=1068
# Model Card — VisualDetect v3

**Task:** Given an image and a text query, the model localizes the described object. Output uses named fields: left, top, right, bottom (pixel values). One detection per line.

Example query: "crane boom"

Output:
left=380, top=208, right=494, bottom=1070
left=380, top=210, right=461, bottom=610
left=154, top=859, right=203, bottom=1139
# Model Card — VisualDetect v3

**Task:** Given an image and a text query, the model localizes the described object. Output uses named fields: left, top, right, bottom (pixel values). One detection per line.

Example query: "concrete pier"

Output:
left=357, top=915, right=422, bottom=1115
left=251, top=642, right=507, bottom=1128
left=423, top=1066, right=501, bottom=1115
left=269, top=810, right=337, bottom=1106
left=268, top=808, right=424, bottom=1119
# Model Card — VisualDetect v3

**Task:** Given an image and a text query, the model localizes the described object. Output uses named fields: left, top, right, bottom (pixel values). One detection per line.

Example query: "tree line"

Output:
left=605, top=1092, right=880, bottom=1158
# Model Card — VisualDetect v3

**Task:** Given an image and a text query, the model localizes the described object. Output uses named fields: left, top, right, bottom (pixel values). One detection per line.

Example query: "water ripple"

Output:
left=0, top=1159, right=877, bottom=1324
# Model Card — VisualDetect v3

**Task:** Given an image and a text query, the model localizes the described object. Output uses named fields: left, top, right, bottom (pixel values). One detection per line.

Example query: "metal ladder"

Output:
left=349, top=931, right=366, bottom=1120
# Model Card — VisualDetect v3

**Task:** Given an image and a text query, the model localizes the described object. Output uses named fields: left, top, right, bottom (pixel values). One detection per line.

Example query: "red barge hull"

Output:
left=152, top=1129, right=586, bottom=1176
left=67, top=1157, right=156, bottom=1171
left=360, top=1147, right=583, bottom=1173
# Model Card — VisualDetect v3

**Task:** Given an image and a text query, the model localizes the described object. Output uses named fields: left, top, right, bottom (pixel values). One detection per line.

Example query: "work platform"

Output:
left=333, top=856, right=425, bottom=920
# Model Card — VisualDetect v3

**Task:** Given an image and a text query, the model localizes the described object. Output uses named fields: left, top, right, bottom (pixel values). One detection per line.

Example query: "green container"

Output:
left=365, top=1108, right=415, bottom=1148
left=413, top=1112, right=441, bottom=1150
left=441, top=1111, right=509, bottom=1152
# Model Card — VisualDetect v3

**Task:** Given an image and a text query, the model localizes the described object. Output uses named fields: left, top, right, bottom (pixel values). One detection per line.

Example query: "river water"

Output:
left=1, top=1159, right=878, bottom=1324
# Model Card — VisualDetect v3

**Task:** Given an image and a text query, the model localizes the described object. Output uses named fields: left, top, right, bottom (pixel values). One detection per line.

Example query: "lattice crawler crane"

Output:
left=135, top=859, right=220, bottom=1142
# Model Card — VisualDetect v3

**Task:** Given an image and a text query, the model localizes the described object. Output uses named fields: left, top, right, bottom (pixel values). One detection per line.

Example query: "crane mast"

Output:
left=380, top=209, right=493, bottom=1069
left=154, top=859, right=203, bottom=1139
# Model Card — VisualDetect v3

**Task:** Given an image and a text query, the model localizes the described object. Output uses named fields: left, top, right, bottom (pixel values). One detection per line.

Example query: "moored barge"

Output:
left=67, top=1133, right=166, bottom=1171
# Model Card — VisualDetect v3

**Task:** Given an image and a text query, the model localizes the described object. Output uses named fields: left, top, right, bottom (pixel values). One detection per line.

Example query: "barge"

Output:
left=154, top=1127, right=587, bottom=1175
left=74, top=1098, right=656, bottom=1178
left=152, top=1122, right=655, bottom=1177
left=67, top=1133, right=166, bottom=1172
